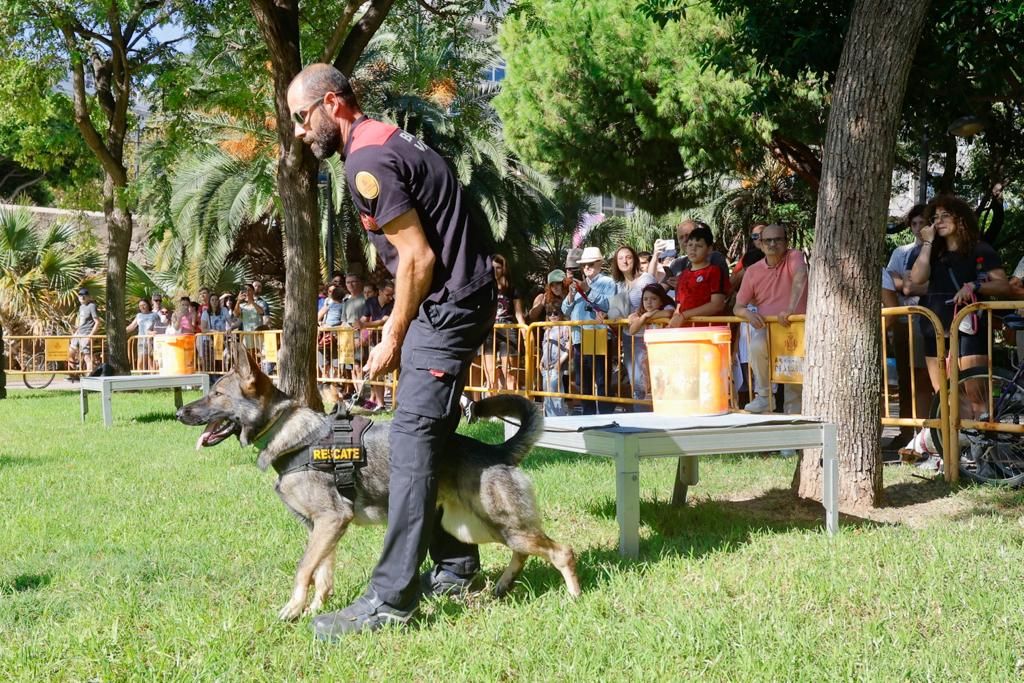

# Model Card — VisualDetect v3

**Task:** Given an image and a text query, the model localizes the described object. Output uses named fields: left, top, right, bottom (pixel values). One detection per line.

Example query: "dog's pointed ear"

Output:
left=232, top=340, right=258, bottom=380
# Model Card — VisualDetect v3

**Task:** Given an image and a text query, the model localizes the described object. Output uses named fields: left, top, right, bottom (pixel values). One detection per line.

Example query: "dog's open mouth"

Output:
left=196, top=419, right=239, bottom=449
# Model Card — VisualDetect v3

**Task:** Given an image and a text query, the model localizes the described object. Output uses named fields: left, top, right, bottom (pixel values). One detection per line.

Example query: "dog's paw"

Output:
left=278, top=600, right=306, bottom=621
left=305, top=594, right=326, bottom=616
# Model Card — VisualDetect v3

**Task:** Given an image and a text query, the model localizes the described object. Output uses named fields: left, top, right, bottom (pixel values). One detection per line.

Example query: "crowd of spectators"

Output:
left=62, top=191, right=1024, bottom=428
left=486, top=192, right=1024, bottom=442
left=884, top=193, right=1024, bottom=460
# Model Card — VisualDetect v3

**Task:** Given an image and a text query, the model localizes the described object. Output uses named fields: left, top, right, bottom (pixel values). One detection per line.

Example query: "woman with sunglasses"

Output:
left=910, top=195, right=1012, bottom=396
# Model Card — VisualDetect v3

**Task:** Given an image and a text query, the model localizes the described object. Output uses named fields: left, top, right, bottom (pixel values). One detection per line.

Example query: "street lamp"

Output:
left=947, top=115, right=985, bottom=138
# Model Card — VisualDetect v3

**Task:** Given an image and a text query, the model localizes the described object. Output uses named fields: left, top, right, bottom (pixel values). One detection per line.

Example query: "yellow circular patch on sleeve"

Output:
left=355, top=171, right=380, bottom=200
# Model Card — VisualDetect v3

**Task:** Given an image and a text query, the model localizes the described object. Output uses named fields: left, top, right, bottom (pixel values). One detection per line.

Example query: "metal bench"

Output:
left=80, top=374, right=211, bottom=427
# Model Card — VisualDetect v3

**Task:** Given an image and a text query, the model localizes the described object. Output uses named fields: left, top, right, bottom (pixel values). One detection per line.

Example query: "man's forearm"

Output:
left=389, top=254, right=435, bottom=344
left=788, top=270, right=808, bottom=312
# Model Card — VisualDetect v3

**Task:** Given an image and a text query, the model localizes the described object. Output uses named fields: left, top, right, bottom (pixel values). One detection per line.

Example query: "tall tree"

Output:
left=2, top=1, right=186, bottom=372
left=495, top=0, right=826, bottom=213
left=794, top=0, right=930, bottom=508
left=242, top=0, right=397, bottom=408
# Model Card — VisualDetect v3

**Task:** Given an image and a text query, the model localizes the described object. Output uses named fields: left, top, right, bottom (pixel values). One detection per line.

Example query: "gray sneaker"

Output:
left=744, top=396, right=770, bottom=413
left=419, top=566, right=479, bottom=598
left=312, top=589, right=417, bottom=640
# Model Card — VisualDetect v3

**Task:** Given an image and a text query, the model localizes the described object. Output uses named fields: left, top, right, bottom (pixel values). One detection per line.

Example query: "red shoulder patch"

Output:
left=360, top=213, right=379, bottom=232
left=350, top=119, right=399, bottom=154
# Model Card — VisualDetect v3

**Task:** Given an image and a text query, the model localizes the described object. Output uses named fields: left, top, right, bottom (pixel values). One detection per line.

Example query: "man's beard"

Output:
left=308, top=119, right=342, bottom=160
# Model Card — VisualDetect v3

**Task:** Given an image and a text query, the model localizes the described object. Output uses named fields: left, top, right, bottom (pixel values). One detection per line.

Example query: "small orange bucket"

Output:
left=644, top=326, right=731, bottom=416
left=156, top=334, right=196, bottom=375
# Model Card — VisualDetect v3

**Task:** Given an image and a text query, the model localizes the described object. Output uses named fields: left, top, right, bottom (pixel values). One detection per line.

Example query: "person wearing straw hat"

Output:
left=561, top=246, right=616, bottom=414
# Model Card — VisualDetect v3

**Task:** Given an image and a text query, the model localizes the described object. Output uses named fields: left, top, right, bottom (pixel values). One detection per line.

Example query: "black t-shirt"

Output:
left=921, top=241, right=1001, bottom=327
left=740, top=247, right=765, bottom=269
left=495, top=285, right=519, bottom=323
left=343, top=117, right=493, bottom=303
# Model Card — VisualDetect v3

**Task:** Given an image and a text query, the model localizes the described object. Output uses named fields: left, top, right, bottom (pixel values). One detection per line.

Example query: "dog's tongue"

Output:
left=196, top=422, right=218, bottom=450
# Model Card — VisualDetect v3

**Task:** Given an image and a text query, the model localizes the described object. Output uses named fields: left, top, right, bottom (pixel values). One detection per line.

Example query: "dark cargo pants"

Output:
left=370, top=284, right=496, bottom=607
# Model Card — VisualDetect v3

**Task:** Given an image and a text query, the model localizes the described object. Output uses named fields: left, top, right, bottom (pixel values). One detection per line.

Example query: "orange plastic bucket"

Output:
left=156, top=334, right=196, bottom=375
left=643, top=326, right=731, bottom=416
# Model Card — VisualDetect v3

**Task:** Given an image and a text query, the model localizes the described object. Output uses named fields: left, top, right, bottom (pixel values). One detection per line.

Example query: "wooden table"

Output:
left=80, top=374, right=210, bottom=427
left=507, top=412, right=839, bottom=557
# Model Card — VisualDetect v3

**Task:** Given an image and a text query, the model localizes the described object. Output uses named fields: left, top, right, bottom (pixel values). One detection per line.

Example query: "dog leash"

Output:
left=346, top=373, right=369, bottom=413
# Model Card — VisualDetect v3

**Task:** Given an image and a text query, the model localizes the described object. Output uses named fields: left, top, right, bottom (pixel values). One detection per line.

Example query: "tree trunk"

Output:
left=102, top=173, right=133, bottom=374
left=252, top=0, right=323, bottom=410
left=795, top=0, right=931, bottom=509
left=276, top=154, right=323, bottom=410
left=252, top=0, right=394, bottom=409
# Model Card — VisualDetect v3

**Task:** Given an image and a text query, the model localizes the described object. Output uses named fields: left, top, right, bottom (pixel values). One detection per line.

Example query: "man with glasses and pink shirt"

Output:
left=733, top=224, right=808, bottom=416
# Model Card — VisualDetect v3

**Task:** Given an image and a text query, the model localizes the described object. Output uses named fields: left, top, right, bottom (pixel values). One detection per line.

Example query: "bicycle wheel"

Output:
left=21, top=352, right=57, bottom=389
left=929, top=367, right=1024, bottom=487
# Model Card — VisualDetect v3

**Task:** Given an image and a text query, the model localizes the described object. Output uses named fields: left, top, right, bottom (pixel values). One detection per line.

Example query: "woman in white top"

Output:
left=609, top=245, right=657, bottom=407
left=126, top=298, right=161, bottom=370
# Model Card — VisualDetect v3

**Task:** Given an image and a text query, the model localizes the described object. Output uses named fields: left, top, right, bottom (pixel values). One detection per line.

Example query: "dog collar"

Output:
left=251, top=410, right=288, bottom=451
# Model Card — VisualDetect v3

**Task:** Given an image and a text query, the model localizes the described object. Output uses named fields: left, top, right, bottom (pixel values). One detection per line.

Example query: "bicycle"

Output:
left=928, top=313, right=1024, bottom=487
left=3, top=339, right=58, bottom=389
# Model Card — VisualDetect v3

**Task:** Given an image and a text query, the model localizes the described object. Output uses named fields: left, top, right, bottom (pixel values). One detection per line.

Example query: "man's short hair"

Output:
left=297, top=63, right=359, bottom=109
left=686, top=226, right=714, bottom=246
left=906, top=204, right=927, bottom=224
left=762, top=223, right=787, bottom=238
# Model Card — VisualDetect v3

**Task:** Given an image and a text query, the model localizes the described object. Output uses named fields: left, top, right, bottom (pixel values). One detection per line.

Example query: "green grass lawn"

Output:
left=2, top=389, right=1023, bottom=680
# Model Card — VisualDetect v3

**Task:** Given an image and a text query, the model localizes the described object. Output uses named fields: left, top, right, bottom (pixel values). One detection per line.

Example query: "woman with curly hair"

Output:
left=910, top=195, right=1012, bottom=393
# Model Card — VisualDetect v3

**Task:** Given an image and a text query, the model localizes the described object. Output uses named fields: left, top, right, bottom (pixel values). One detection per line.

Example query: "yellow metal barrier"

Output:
left=880, top=306, right=950, bottom=474
left=947, top=300, right=1024, bottom=484
left=9, top=302, right=1019, bottom=486
left=3, top=333, right=105, bottom=379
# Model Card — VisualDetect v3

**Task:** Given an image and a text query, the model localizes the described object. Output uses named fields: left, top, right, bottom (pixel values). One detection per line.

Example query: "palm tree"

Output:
left=705, top=154, right=816, bottom=259
left=0, top=205, right=103, bottom=335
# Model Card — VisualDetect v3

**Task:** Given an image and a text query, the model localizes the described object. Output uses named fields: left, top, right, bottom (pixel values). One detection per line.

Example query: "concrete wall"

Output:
left=0, top=204, right=150, bottom=264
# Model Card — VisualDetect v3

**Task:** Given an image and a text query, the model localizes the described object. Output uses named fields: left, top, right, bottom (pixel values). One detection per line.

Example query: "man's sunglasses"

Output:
left=292, top=92, right=334, bottom=126
left=751, top=234, right=762, bottom=240
left=761, top=237, right=786, bottom=245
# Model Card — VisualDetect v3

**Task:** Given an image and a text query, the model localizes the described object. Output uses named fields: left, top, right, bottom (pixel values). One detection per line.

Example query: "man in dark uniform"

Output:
left=287, top=64, right=496, bottom=638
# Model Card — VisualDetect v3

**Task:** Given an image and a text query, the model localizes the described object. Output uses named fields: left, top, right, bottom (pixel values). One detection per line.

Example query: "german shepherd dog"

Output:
left=177, top=344, right=581, bottom=620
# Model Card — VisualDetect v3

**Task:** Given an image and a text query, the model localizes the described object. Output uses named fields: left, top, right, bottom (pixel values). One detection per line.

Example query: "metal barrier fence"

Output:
left=3, top=333, right=106, bottom=382
left=880, top=307, right=950, bottom=473
left=947, top=301, right=1024, bottom=484
left=8, top=303, right=1023, bottom=486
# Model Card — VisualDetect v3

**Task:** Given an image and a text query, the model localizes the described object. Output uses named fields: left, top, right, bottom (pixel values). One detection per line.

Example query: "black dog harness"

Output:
left=270, top=408, right=373, bottom=501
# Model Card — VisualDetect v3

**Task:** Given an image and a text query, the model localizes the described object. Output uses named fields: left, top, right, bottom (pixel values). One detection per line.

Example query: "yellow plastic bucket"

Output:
left=156, top=334, right=196, bottom=375
left=644, top=326, right=731, bottom=416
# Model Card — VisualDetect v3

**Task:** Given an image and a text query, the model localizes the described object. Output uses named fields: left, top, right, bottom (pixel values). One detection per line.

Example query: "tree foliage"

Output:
left=0, top=205, right=103, bottom=335
left=0, top=56, right=101, bottom=206
left=495, top=0, right=823, bottom=214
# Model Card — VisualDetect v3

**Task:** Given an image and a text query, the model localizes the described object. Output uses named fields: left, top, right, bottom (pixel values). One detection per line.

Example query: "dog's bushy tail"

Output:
left=472, top=395, right=543, bottom=465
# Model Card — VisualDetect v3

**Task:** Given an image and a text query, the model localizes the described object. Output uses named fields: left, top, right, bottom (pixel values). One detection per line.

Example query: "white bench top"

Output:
left=80, top=374, right=209, bottom=391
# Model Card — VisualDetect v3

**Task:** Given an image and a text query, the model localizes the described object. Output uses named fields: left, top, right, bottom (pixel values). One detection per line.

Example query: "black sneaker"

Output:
left=419, top=566, right=479, bottom=598
left=312, top=589, right=417, bottom=640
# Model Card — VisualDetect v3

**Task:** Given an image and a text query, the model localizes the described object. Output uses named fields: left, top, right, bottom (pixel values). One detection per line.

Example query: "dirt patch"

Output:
left=719, top=467, right=1021, bottom=529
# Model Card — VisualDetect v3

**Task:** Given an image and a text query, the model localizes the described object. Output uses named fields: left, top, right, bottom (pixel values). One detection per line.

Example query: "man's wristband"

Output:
left=921, top=241, right=932, bottom=246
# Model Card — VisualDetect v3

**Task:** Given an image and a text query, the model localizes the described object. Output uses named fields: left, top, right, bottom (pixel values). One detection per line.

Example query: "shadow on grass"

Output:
left=880, top=476, right=955, bottom=509
left=0, top=390, right=72, bottom=401
left=580, top=487, right=882, bottom=572
left=950, top=485, right=1024, bottom=522
left=131, top=411, right=181, bottom=424
left=0, top=573, right=52, bottom=595
left=0, top=454, right=41, bottom=468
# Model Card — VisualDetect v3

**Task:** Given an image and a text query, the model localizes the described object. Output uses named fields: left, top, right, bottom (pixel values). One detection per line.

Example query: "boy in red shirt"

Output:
left=669, top=225, right=729, bottom=326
